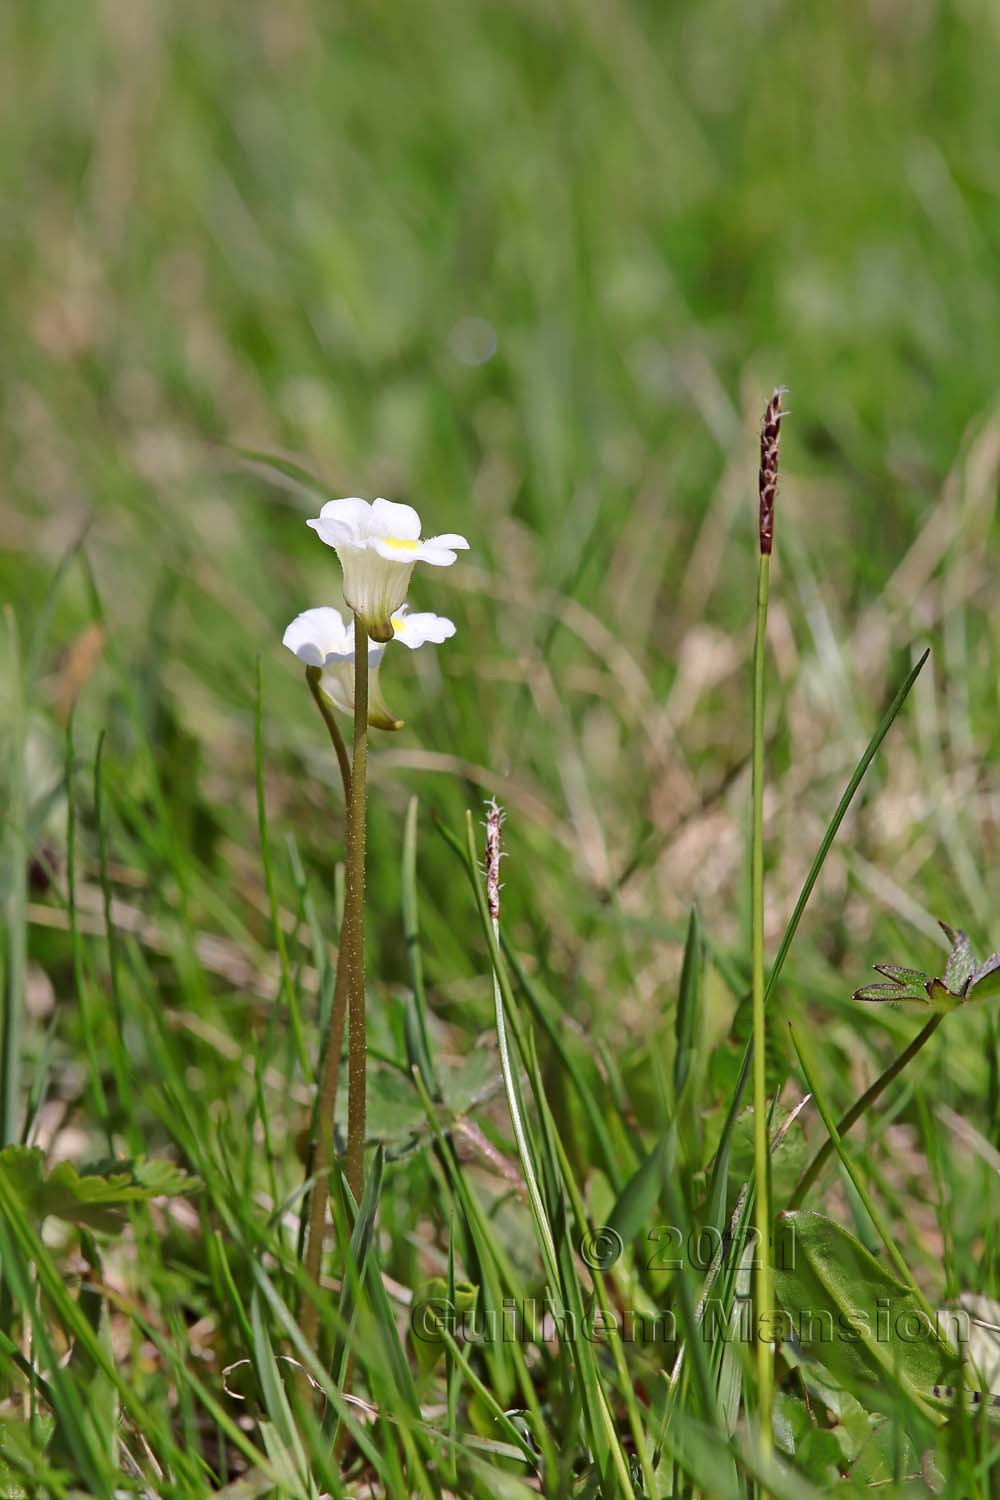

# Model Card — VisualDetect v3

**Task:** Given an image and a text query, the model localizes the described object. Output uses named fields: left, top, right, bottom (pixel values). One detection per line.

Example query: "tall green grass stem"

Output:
left=751, top=551, right=773, bottom=1458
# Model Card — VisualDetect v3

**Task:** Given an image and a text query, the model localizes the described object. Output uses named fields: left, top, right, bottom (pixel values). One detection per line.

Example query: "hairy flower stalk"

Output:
left=298, top=666, right=351, bottom=1351
left=344, top=629, right=370, bottom=1202
left=752, top=387, right=783, bottom=1461
left=304, top=665, right=352, bottom=799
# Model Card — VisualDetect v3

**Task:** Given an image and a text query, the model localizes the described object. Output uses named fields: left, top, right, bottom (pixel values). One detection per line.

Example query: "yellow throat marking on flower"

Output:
left=385, top=537, right=418, bottom=552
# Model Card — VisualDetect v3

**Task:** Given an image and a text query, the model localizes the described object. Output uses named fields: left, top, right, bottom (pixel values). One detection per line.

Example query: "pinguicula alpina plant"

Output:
left=284, top=496, right=467, bottom=1354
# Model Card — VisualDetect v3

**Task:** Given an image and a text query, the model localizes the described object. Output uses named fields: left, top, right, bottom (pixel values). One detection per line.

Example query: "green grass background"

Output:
left=2, top=1, right=1000, bottom=1493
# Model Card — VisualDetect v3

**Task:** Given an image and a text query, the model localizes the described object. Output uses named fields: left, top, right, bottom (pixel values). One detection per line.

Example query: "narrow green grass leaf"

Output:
left=401, top=796, right=436, bottom=1095
left=674, top=905, right=703, bottom=1102
left=463, top=811, right=561, bottom=1292
left=250, top=1292, right=313, bottom=1498
left=406, top=1065, right=553, bottom=1471
left=500, top=934, right=629, bottom=1189
left=327, top=1147, right=386, bottom=1403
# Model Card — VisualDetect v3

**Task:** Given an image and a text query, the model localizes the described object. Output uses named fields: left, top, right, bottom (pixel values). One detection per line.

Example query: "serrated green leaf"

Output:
left=0, top=1146, right=199, bottom=1230
left=0, top=1145, right=46, bottom=1201
left=773, top=1210, right=958, bottom=1415
left=128, top=1157, right=199, bottom=1195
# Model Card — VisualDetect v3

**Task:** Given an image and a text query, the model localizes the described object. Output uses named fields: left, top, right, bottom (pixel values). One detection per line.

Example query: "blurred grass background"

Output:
left=2, top=0, right=999, bottom=1208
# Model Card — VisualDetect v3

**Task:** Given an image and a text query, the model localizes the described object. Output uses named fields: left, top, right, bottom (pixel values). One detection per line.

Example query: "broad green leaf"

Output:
left=773, top=1210, right=957, bottom=1414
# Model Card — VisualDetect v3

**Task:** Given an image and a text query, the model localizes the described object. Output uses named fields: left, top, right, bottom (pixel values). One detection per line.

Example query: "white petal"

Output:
left=414, top=541, right=462, bottom=566
left=370, top=498, right=422, bottom=540
left=391, top=611, right=456, bottom=649
left=307, top=497, right=372, bottom=547
left=282, top=607, right=353, bottom=666
left=424, top=533, right=470, bottom=551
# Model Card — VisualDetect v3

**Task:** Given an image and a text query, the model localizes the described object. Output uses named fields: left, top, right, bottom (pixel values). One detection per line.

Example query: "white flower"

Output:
left=306, top=497, right=468, bottom=643
left=284, top=605, right=456, bottom=731
left=281, top=607, right=354, bottom=668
